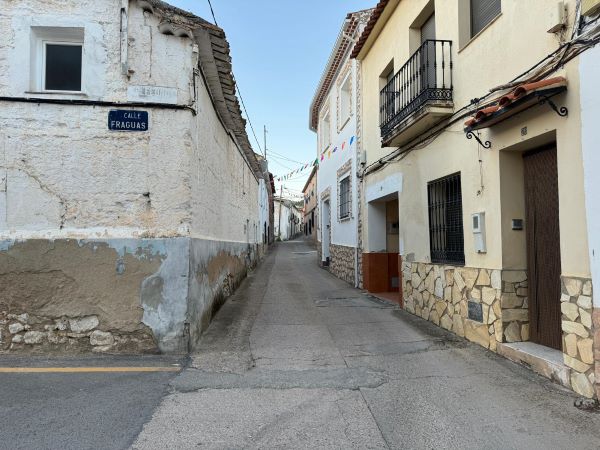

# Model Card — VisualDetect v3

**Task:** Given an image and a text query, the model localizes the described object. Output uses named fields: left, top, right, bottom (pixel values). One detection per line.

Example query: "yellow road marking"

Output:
left=0, top=366, right=181, bottom=373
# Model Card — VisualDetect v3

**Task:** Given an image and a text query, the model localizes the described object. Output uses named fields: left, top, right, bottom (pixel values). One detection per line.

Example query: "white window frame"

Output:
left=40, top=40, right=84, bottom=93
left=320, top=108, right=332, bottom=151
left=338, top=73, right=352, bottom=131
left=30, top=27, right=85, bottom=94
left=339, top=175, right=351, bottom=220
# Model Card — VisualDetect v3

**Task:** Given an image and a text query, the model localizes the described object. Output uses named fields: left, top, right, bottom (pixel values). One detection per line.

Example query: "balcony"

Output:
left=380, top=40, right=454, bottom=147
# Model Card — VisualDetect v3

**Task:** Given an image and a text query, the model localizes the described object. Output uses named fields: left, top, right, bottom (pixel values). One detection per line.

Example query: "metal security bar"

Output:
left=428, top=173, right=465, bottom=265
left=380, top=40, right=453, bottom=139
left=339, top=176, right=351, bottom=219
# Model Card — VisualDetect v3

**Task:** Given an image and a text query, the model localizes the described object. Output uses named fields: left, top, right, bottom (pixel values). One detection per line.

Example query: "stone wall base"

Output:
left=329, top=244, right=356, bottom=286
left=0, top=237, right=259, bottom=355
left=561, top=276, right=595, bottom=398
left=403, top=263, right=599, bottom=398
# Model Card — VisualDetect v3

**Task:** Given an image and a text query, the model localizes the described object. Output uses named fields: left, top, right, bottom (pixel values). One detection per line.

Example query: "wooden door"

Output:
left=523, top=146, right=562, bottom=350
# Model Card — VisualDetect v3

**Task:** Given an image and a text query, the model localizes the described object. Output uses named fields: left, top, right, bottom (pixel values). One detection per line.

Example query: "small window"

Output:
left=339, top=176, right=351, bottom=219
left=339, top=75, right=352, bottom=126
left=471, top=0, right=501, bottom=37
left=31, top=27, right=84, bottom=93
left=44, top=43, right=83, bottom=91
left=428, top=173, right=465, bottom=265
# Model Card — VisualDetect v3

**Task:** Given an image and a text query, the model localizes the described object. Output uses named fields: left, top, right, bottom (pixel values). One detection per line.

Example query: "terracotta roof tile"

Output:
left=350, top=0, right=391, bottom=59
left=464, top=76, right=567, bottom=128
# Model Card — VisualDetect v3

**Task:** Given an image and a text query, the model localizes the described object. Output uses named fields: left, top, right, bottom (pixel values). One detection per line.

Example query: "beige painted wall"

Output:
left=358, top=0, right=590, bottom=277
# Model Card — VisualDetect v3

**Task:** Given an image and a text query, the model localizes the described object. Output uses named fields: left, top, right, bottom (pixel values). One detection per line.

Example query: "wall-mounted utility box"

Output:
left=512, top=219, right=524, bottom=231
left=583, top=0, right=600, bottom=16
left=472, top=212, right=486, bottom=253
left=359, top=150, right=367, bottom=165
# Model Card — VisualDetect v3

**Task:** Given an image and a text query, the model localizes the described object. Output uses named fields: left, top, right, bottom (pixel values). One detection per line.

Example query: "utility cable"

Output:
left=206, top=0, right=265, bottom=157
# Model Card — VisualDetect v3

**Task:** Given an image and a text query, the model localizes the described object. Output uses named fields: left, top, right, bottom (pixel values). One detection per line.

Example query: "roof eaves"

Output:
left=351, top=0, right=396, bottom=60
left=308, top=9, right=373, bottom=132
left=140, top=1, right=262, bottom=179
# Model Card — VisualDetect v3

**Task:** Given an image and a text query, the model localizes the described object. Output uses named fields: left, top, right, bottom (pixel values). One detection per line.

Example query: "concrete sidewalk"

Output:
left=134, top=240, right=600, bottom=449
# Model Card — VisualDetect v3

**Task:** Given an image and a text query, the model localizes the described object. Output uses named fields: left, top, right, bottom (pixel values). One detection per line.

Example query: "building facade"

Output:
left=353, top=0, right=600, bottom=398
left=274, top=199, right=302, bottom=241
left=256, top=154, right=274, bottom=253
left=310, top=9, right=372, bottom=286
left=302, top=166, right=318, bottom=245
left=0, top=0, right=266, bottom=354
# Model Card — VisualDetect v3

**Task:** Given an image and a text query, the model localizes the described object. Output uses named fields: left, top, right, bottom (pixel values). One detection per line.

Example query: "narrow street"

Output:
left=128, top=240, right=600, bottom=449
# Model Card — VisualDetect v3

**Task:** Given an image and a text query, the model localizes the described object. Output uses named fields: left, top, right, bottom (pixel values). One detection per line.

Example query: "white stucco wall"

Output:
left=258, top=178, right=270, bottom=243
left=274, top=200, right=300, bottom=241
left=315, top=58, right=359, bottom=249
left=580, top=45, right=600, bottom=307
left=0, top=0, right=260, bottom=245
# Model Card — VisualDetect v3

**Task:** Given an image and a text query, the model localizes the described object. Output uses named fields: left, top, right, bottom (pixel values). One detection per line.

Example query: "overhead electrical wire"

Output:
left=361, top=2, right=600, bottom=178
left=206, top=0, right=265, bottom=157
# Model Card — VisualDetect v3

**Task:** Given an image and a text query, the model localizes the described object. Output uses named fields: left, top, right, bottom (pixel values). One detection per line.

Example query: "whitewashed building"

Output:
left=0, top=0, right=266, bottom=354
left=274, top=199, right=302, bottom=242
left=309, top=9, right=371, bottom=286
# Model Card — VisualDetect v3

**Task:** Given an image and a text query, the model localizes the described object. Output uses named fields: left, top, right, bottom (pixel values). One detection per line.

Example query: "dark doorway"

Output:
left=523, top=145, right=562, bottom=350
left=420, top=13, right=436, bottom=90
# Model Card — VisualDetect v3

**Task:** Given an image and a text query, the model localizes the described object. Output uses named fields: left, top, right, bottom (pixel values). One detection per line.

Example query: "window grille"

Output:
left=428, top=173, right=465, bottom=265
left=339, top=176, right=351, bottom=219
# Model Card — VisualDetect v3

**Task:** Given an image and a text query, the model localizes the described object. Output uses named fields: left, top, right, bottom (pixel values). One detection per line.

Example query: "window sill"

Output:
left=25, top=90, right=88, bottom=97
left=458, top=13, right=503, bottom=53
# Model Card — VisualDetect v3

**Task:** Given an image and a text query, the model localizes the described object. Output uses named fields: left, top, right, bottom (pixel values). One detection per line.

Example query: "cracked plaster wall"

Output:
left=0, top=0, right=260, bottom=244
left=0, top=1, right=263, bottom=353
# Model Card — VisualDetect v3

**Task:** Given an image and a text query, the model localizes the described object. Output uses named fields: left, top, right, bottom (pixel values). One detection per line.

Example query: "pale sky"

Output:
left=169, top=0, right=375, bottom=198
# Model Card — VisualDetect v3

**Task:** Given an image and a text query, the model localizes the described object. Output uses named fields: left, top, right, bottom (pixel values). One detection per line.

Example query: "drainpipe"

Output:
left=354, top=162, right=360, bottom=288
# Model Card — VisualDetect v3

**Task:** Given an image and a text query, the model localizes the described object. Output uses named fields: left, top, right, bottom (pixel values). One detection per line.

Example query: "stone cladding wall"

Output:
left=402, top=262, right=506, bottom=351
left=500, top=270, right=529, bottom=343
left=561, top=276, right=596, bottom=397
left=403, top=263, right=600, bottom=398
left=330, top=244, right=356, bottom=286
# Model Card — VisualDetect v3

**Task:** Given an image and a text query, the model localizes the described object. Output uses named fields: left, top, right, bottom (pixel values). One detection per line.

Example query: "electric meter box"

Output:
left=472, top=212, right=487, bottom=253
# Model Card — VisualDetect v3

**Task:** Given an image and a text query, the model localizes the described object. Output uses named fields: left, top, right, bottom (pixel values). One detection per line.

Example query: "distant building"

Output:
left=255, top=154, right=275, bottom=254
left=0, top=0, right=265, bottom=354
left=302, top=166, right=318, bottom=244
left=274, top=199, right=302, bottom=241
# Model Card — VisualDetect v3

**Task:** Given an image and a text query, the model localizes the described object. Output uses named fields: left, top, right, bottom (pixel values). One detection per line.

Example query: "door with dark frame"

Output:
left=523, top=146, right=562, bottom=350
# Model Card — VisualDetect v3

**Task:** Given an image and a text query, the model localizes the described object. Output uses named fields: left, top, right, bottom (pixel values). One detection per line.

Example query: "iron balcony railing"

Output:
left=380, top=39, right=453, bottom=139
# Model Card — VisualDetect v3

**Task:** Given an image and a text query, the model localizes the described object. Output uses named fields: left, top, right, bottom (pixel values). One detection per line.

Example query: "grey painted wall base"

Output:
left=0, top=237, right=259, bottom=354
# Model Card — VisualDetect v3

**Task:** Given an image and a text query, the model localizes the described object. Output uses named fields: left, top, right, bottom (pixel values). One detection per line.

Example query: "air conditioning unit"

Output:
left=583, top=0, right=600, bottom=16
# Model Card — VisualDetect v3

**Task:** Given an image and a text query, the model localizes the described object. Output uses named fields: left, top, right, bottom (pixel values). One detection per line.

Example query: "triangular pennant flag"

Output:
left=327, top=151, right=331, bottom=159
left=350, top=136, right=355, bottom=145
left=342, top=142, right=346, bottom=150
left=332, top=147, right=338, bottom=153
left=321, top=154, right=324, bottom=161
